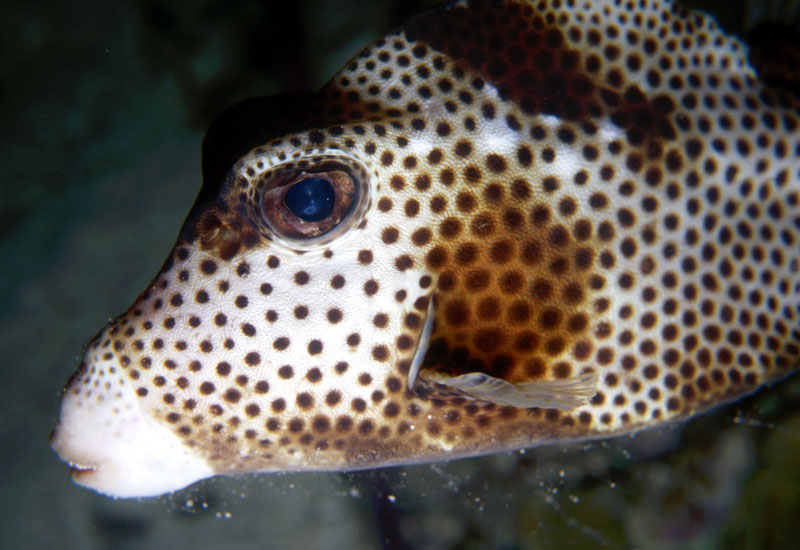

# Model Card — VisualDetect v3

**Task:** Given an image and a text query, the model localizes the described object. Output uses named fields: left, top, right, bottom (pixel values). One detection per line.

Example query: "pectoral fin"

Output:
left=424, top=370, right=599, bottom=410
left=407, top=296, right=435, bottom=389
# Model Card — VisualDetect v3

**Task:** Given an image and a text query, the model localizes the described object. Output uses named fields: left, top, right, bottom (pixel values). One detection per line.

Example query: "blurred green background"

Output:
left=1, top=1, right=798, bottom=548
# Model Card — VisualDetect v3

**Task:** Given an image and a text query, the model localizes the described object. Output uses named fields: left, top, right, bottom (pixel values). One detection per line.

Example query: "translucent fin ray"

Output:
left=425, top=370, right=599, bottom=410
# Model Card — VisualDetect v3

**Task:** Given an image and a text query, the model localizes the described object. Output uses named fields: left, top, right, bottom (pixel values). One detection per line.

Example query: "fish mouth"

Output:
left=69, top=462, right=100, bottom=485
left=51, top=429, right=99, bottom=478
left=68, top=461, right=97, bottom=475
left=50, top=384, right=216, bottom=498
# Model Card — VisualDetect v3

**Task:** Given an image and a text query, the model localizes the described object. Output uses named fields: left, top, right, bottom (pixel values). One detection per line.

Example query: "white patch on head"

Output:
left=482, top=129, right=518, bottom=156
left=408, top=133, right=437, bottom=158
left=477, top=82, right=522, bottom=155
left=596, top=119, right=626, bottom=143
left=538, top=113, right=561, bottom=129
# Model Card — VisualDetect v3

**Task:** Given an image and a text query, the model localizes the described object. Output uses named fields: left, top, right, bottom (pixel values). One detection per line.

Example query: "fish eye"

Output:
left=258, top=159, right=367, bottom=246
left=284, top=176, right=335, bottom=222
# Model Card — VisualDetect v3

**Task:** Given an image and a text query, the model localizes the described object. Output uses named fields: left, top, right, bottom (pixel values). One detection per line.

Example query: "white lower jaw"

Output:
left=52, top=395, right=215, bottom=498
left=52, top=350, right=215, bottom=498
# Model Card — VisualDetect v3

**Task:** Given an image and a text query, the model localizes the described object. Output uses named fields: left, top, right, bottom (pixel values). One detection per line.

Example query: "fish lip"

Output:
left=67, top=460, right=98, bottom=474
left=50, top=428, right=98, bottom=474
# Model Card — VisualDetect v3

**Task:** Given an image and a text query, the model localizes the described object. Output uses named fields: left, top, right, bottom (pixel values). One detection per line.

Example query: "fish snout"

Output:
left=51, top=342, right=214, bottom=498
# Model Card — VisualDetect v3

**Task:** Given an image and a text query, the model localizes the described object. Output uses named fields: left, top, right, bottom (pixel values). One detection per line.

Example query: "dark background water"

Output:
left=1, top=1, right=798, bottom=548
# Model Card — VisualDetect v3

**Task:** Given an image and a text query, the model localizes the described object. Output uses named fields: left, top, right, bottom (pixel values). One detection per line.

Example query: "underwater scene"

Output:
left=1, top=0, right=799, bottom=548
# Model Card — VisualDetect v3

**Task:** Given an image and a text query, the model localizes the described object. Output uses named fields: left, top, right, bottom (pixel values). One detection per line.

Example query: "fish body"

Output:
left=52, top=0, right=800, bottom=498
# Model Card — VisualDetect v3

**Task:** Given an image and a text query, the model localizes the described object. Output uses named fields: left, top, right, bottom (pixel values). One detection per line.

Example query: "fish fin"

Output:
left=407, top=296, right=435, bottom=389
left=424, top=370, right=599, bottom=410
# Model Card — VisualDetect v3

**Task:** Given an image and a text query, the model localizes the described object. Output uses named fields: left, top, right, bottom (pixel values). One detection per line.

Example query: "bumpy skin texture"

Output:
left=52, top=0, right=800, bottom=498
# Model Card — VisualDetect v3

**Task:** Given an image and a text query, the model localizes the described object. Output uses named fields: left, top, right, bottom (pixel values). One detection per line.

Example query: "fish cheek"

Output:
left=134, top=225, right=441, bottom=467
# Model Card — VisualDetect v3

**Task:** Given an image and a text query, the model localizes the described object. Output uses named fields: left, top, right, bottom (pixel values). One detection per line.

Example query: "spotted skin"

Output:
left=52, top=0, right=800, bottom=498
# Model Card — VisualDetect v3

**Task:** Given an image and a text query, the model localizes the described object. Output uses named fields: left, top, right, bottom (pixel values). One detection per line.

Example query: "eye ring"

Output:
left=256, top=156, right=369, bottom=248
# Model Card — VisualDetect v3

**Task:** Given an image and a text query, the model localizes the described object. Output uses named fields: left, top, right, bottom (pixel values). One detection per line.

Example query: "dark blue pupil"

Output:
left=284, top=177, right=335, bottom=222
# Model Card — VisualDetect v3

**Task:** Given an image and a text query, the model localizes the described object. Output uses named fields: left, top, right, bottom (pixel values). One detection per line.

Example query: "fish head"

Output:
left=52, top=0, right=800, bottom=498
left=49, top=80, right=452, bottom=496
